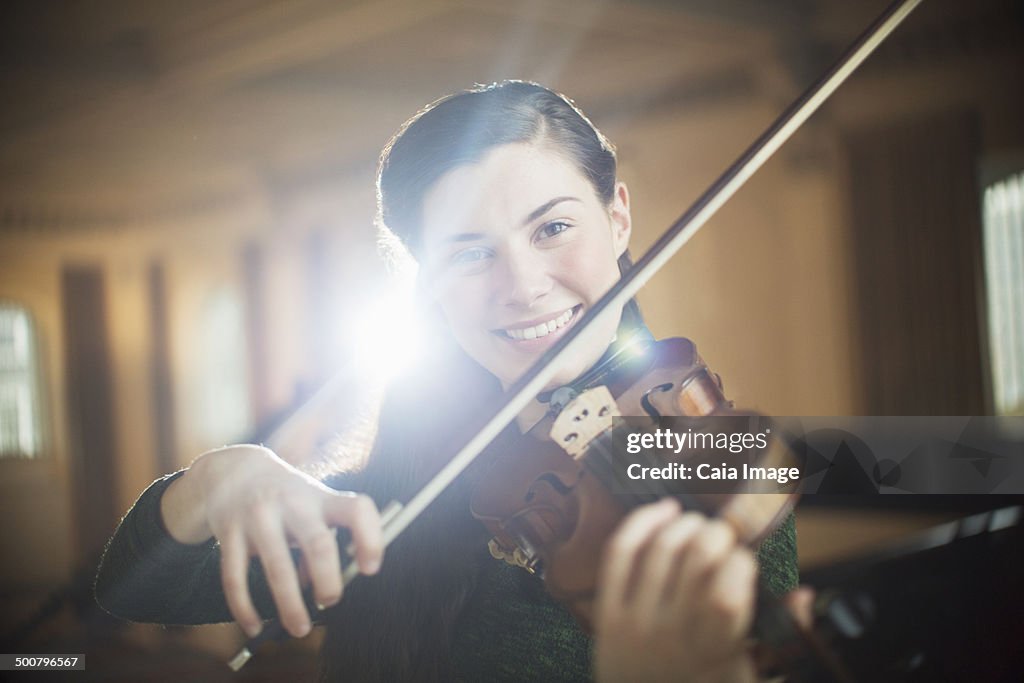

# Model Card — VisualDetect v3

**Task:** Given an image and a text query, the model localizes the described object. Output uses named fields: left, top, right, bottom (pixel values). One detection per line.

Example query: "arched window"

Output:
left=0, top=302, right=43, bottom=458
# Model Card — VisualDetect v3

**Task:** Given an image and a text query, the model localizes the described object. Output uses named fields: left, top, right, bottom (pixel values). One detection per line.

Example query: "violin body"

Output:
left=470, top=337, right=798, bottom=630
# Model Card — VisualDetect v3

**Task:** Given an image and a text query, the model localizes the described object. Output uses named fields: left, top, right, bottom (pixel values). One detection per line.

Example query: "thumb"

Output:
left=782, top=586, right=815, bottom=631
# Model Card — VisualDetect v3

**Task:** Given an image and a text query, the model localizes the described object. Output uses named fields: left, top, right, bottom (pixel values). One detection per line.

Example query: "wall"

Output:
left=0, top=13, right=1020, bottom=599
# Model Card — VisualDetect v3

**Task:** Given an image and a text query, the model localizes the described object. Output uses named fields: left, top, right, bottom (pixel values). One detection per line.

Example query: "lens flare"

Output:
left=349, top=274, right=423, bottom=383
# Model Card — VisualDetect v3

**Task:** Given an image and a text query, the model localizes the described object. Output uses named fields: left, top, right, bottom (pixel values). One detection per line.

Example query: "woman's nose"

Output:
left=497, top=247, right=551, bottom=308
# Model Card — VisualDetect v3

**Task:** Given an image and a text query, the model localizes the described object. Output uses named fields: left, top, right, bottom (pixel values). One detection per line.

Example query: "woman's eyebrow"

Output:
left=442, top=232, right=485, bottom=245
left=522, top=196, right=581, bottom=225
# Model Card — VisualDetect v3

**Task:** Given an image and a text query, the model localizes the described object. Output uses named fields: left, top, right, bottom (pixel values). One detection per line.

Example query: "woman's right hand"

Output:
left=160, top=444, right=384, bottom=639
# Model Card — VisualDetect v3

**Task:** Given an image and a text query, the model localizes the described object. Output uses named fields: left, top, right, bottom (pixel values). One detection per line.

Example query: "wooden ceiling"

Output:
left=0, top=0, right=1019, bottom=229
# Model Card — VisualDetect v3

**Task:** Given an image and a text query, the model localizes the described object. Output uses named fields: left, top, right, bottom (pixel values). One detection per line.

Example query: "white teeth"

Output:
left=504, top=307, right=576, bottom=341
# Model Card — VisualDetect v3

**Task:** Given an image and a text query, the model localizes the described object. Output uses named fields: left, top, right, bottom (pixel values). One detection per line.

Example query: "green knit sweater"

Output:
left=95, top=472, right=798, bottom=682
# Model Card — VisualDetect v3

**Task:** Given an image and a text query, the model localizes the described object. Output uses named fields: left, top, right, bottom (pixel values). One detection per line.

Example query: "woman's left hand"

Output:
left=593, top=498, right=759, bottom=683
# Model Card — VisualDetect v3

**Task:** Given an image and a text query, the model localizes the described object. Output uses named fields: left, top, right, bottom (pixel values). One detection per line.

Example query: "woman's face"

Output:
left=419, top=142, right=631, bottom=389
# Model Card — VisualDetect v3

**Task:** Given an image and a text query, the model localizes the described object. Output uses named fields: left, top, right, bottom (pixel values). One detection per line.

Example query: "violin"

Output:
left=229, top=0, right=926, bottom=674
left=466, top=333, right=861, bottom=680
left=469, top=335, right=799, bottom=631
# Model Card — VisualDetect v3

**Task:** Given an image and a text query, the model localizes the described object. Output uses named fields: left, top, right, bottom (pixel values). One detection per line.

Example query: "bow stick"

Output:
left=230, top=0, right=924, bottom=669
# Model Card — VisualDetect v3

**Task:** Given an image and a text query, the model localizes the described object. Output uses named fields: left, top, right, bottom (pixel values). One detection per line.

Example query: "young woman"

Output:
left=96, top=81, right=799, bottom=682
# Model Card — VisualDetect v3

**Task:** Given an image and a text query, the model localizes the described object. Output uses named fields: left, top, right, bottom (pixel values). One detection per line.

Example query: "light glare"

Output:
left=350, top=276, right=423, bottom=382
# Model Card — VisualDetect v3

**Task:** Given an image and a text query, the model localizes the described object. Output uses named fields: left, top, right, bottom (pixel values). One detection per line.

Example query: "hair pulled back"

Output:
left=376, top=80, right=617, bottom=258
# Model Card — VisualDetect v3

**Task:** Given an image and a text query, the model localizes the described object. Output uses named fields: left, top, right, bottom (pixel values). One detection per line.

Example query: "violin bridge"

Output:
left=549, top=386, right=621, bottom=459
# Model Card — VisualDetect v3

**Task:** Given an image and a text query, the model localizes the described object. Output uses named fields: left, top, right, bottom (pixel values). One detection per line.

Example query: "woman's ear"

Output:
left=609, top=181, right=632, bottom=258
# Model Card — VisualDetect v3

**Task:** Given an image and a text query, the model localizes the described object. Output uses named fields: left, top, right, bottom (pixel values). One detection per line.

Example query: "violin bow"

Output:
left=230, top=0, right=924, bottom=669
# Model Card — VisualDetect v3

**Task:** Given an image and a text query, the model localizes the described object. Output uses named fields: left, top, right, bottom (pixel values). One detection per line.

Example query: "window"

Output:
left=982, top=171, right=1024, bottom=415
left=0, top=303, right=43, bottom=457
left=194, top=286, right=251, bottom=445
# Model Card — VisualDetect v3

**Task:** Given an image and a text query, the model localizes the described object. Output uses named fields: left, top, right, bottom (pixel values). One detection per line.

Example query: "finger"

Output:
left=220, top=525, right=262, bottom=638
left=249, top=506, right=311, bottom=638
left=783, top=586, right=816, bottom=631
left=290, top=521, right=343, bottom=609
left=698, top=548, right=758, bottom=643
left=633, top=512, right=703, bottom=618
left=324, top=492, right=384, bottom=575
left=596, top=498, right=680, bottom=619
left=671, top=519, right=736, bottom=605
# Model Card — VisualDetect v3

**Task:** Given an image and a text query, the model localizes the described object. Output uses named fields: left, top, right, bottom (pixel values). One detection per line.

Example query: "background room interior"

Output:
left=0, top=0, right=1021, bottom=679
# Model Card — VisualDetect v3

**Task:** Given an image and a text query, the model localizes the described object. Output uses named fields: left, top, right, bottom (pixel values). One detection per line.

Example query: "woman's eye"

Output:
left=538, top=221, right=571, bottom=240
left=450, top=247, right=491, bottom=266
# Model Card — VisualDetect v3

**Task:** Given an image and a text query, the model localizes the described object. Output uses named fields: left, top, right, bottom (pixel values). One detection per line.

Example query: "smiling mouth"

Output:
left=497, top=305, right=580, bottom=341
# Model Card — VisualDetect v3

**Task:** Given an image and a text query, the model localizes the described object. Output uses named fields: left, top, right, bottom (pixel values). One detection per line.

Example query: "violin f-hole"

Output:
left=524, top=472, right=577, bottom=502
left=640, top=383, right=675, bottom=419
